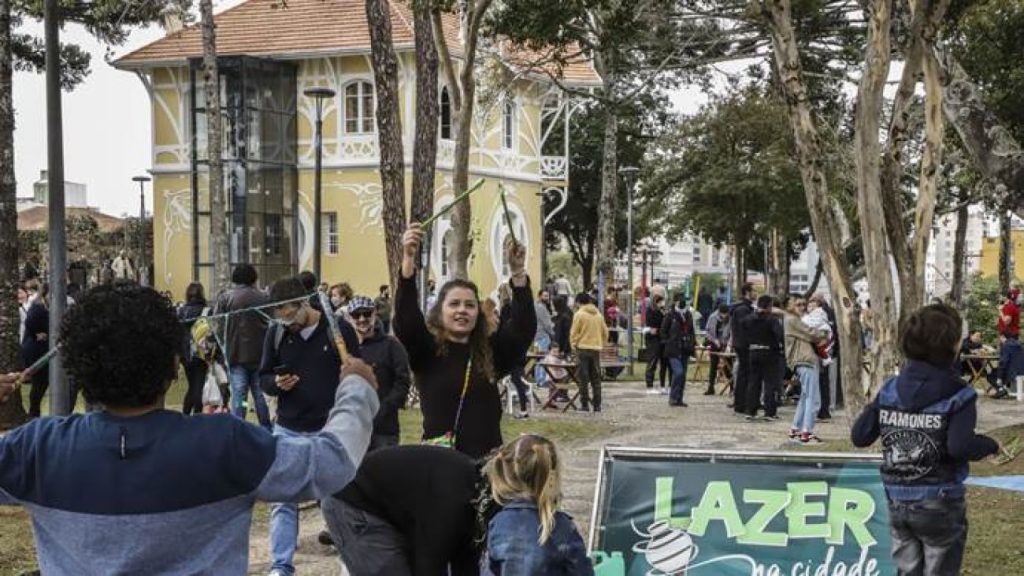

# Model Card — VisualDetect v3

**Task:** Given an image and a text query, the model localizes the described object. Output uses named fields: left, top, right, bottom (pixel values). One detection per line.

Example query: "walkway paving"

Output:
left=246, top=377, right=1024, bottom=575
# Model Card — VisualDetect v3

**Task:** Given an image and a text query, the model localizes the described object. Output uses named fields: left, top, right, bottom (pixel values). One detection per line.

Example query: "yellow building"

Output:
left=978, top=231, right=1024, bottom=279
left=114, top=0, right=598, bottom=300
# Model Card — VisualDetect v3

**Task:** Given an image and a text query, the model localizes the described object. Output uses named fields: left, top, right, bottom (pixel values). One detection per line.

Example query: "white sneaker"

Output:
left=646, top=389, right=660, bottom=395
left=659, top=388, right=669, bottom=395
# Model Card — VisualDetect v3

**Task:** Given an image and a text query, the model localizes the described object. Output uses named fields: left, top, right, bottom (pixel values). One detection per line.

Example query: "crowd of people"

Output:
left=0, top=221, right=596, bottom=576
left=2, top=225, right=1018, bottom=575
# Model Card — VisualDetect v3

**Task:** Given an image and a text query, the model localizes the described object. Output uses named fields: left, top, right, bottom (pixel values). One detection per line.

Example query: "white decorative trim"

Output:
left=540, top=156, right=568, bottom=180
left=161, top=187, right=193, bottom=287
left=489, top=187, right=530, bottom=280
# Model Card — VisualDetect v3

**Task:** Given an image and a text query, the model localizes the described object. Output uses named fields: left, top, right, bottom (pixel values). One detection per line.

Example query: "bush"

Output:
left=962, top=274, right=1003, bottom=343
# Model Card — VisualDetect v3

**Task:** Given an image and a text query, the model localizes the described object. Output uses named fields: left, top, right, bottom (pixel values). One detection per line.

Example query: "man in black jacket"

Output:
left=741, top=295, right=784, bottom=420
left=348, top=296, right=411, bottom=450
left=661, top=293, right=697, bottom=407
left=644, top=294, right=668, bottom=393
left=729, top=283, right=756, bottom=414
left=258, top=276, right=361, bottom=576
left=214, top=264, right=272, bottom=429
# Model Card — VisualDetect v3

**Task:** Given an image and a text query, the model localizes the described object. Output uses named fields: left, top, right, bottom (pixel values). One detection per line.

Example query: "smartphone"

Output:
left=273, top=364, right=292, bottom=376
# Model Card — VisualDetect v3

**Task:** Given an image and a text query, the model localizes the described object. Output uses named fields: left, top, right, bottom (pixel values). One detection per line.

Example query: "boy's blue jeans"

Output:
left=888, top=497, right=967, bottom=576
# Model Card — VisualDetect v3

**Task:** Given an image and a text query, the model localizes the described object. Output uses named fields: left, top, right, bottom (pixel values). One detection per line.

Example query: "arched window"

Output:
left=440, top=87, right=453, bottom=140
left=343, top=81, right=375, bottom=134
left=502, top=98, right=516, bottom=150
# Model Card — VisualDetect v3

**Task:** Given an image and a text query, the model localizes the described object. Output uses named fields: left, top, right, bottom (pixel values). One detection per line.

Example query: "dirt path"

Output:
left=245, top=378, right=1024, bottom=575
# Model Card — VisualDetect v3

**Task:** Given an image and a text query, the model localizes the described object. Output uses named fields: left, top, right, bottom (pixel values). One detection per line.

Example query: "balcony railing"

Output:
left=540, top=156, right=568, bottom=180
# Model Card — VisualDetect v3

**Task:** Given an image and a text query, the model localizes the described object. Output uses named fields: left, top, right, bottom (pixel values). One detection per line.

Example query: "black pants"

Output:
left=819, top=364, right=832, bottom=419
left=733, top=348, right=750, bottom=414
left=577, top=349, right=602, bottom=410
left=28, top=367, right=49, bottom=418
left=645, top=338, right=667, bottom=388
left=510, top=364, right=529, bottom=412
left=182, top=361, right=208, bottom=415
left=707, top=349, right=722, bottom=392
left=747, top=349, right=781, bottom=417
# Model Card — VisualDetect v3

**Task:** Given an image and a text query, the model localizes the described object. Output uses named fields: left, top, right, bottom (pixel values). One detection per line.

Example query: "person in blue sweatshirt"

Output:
left=851, top=303, right=1000, bottom=576
left=0, top=284, right=379, bottom=575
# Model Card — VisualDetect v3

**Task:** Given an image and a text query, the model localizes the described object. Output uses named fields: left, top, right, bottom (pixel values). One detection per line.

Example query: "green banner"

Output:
left=589, top=448, right=894, bottom=576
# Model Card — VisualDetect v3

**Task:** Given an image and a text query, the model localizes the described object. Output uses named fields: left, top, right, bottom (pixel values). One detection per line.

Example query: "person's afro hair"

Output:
left=61, top=283, right=183, bottom=407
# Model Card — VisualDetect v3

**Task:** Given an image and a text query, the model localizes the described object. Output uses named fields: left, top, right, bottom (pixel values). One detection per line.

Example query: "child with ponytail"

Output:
left=484, top=434, right=594, bottom=575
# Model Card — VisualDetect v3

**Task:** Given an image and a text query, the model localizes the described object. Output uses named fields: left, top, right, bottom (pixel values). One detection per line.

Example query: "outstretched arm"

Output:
left=394, top=223, right=435, bottom=371
left=254, top=360, right=379, bottom=502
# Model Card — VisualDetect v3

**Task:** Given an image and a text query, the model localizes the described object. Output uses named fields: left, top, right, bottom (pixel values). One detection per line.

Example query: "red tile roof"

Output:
left=114, top=0, right=600, bottom=85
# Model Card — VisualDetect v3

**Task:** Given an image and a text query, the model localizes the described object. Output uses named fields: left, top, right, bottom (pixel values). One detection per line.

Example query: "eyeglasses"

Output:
left=350, top=309, right=374, bottom=320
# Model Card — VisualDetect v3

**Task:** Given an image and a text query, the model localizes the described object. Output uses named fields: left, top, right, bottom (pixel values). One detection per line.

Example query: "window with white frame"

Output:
left=711, top=247, right=720, bottom=267
left=325, top=213, right=339, bottom=255
left=502, top=98, right=516, bottom=150
left=344, top=81, right=375, bottom=134
left=692, top=244, right=702, bottom=263
left=440, top=87, right=453, bottom=140
left=441, top=229, right=452, bottom=278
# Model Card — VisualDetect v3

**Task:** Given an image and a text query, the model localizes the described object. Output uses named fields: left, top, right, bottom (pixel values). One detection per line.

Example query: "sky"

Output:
left=11, top=6, right=719, bottom=218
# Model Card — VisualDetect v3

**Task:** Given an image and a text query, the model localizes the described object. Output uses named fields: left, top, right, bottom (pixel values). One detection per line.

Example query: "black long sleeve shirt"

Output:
left=394, top=275, right=537, bottom=459
left=337, top=445, right=481, bottom=576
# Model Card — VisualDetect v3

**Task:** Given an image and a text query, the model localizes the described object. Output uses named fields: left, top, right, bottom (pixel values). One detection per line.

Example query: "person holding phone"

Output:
left=258, top=276, right=361, bottom=576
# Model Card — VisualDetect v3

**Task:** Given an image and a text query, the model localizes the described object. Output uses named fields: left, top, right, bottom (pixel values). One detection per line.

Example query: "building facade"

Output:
left=114, top=0, right=597, bottom=299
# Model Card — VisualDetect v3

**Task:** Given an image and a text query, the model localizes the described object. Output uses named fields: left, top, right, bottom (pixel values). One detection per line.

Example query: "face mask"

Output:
left=275, top=317, right=297, bottom=328
left=331, top=296, right=343, bottom=308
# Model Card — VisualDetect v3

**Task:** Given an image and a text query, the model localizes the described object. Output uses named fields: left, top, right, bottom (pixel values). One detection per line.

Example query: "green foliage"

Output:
left=9, top=0, right=189, bottom=90
left=638, top=85, right=810, bottom=258
left=962, top=273, right=1005, bottom=343
left=947, top=0, right=1024, bottom=143
left=543, top=99, right=661, bottom=288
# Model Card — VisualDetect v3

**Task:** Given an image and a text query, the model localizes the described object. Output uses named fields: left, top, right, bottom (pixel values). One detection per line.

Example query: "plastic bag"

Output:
left=211, top=362, right=229, bottom=386
left=203, top=369, right=224, bottom=407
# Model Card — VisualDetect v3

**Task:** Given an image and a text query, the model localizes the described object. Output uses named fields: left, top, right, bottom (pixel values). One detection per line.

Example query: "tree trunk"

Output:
left=768, top=227, right=787, bottom=295
left=411, top=2, right=438, bottom=286
left=200, top=0, right=228, bottom=295
left=999, top=207, right=1012, bottom=295
left=593, top=57, right=614, bottom=282
left=853, top=0, right=899, bottom=389
left=0, top=0, right=26, bottom=429
left=937, top=47, right=1024, bottom=214
left=911, top=47, right=944, bottom=309
left=435, top=0, right=493, bottom=280
left=412, top=3, right=438, bottom=304
left=803, top=258, right=824, bottom=300
left=365, top=0, right=406, bottom=290
left=878, top=0, right=950, bottom=320
left=949, top=188, right=969, bottom=306
left=733, top=242, right=746, bottom=294
left=760, top=0, right=866, bottom=416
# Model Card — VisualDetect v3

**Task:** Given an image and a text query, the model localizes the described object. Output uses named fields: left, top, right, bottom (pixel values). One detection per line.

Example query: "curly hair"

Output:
left=426, top=279, right=495, bottom=382
left=61, top=284, right=183, bottom=407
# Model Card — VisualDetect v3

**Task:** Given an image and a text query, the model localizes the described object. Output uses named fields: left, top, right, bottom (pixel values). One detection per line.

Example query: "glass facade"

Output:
left=190, top=56, right=298, bottom=289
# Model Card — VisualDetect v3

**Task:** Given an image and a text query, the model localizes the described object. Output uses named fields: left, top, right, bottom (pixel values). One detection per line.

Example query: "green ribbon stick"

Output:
left=498, top=183, right=518, bottom=246
left=421, top=178, right=486, bottom=231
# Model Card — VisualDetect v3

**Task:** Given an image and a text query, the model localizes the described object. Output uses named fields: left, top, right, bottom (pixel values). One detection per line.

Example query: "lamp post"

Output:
left=133, top=175, right=151, bottom=285
left=304, top=87, right=336, bottom=281
left=44, top=0, right=69, bottom=415
left=619, top=166, right=639, bottom=374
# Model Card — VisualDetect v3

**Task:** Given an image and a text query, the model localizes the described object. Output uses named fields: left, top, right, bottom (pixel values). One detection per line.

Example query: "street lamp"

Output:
left=133, top=175, right=151, bottom=285
left=619, top=166, right=640, bottom=374
left=304, top=86, right=336, bottom=281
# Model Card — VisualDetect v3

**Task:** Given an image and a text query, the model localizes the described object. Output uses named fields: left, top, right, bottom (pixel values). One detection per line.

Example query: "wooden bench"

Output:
left=601, top=345, right=629, bottom=379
